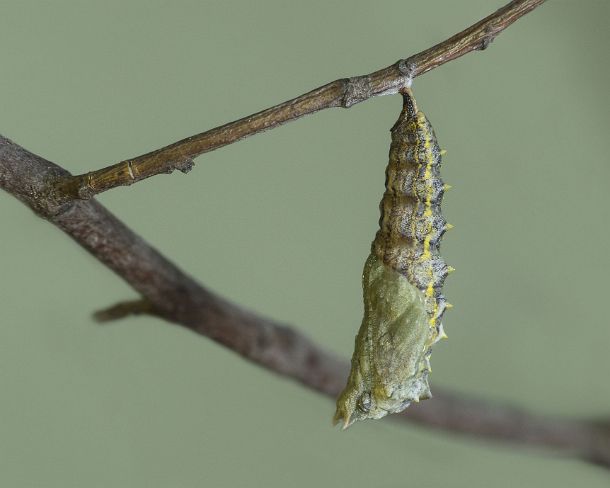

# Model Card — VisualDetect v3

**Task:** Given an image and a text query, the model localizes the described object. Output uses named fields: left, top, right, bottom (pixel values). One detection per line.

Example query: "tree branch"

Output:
left=52, top=0, right=546, bottom=201
left=94, top=299, right=153, bottom=323
left=6, top=0, right=606, bottom=469
left=1, top=134, right=609, bottom=468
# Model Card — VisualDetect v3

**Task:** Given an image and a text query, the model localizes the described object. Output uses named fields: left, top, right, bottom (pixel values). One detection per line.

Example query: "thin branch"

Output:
left=94, top=299, right=153, bottom=323
left=1, top=134, right=609, bottom=468
left=52, top=0, right=546, bottom=200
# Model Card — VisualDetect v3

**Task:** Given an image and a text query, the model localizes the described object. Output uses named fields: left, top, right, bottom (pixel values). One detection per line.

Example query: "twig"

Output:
left=94, top=299, right=153, bottom=323
left=1, top=134, right=609, bottom=468
left=52, top=0, right=546, bottom=200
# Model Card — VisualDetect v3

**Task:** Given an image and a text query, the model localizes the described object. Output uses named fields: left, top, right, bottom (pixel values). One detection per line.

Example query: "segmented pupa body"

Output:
left=334, top=89, right=452, bottom=428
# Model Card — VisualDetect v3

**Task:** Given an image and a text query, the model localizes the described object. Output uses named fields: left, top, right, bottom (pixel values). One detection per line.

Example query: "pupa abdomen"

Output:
left=334, top=88, right=452, bottom=428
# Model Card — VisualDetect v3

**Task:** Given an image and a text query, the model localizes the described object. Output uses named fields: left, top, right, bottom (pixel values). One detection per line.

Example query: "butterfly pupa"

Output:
left=334, top=88, right=452, bottom=429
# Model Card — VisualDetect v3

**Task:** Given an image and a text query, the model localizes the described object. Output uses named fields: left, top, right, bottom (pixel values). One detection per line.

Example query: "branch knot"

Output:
left=343, top=76, right=373, bottom=108
left=397, top=59, right=416, bottom=86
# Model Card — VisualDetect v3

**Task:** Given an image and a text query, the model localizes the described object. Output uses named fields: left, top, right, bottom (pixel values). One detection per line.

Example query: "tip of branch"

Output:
left=93, top=299, right=152, bottom=323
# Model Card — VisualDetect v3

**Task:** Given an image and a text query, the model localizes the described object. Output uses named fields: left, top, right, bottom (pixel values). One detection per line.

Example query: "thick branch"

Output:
left=53, top=0, right=546, bottom=200
left=2, top=134, right=609, bottom=468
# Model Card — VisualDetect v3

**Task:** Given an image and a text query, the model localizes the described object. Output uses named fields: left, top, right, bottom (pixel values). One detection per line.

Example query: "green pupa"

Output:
left=334, top=88, right=453, bottom=428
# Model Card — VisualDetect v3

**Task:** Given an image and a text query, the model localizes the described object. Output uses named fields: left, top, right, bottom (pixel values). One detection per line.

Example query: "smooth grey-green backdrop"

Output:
left=1, top=1, right=609, bottom=486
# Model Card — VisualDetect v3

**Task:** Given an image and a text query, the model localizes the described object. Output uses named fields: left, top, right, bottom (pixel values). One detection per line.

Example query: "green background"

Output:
left=1, top=0, right=608, bottom=486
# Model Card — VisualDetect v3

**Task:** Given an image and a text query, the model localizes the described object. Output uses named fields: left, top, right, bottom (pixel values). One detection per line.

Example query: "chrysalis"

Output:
left=334, top=88, right=452, bottom=428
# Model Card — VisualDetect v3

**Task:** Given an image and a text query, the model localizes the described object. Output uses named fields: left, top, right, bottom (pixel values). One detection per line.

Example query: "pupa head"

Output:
left=333, top=376, right=432, bottom=429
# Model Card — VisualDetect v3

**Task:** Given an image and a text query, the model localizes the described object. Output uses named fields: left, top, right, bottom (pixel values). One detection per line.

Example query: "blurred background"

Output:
left=1, top=0, right=608, bottom=486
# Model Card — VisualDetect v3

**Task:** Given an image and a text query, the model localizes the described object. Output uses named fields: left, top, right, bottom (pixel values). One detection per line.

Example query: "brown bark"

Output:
left=1, top=132, right=608, bottom=468
left=53, top=0, right=547, bottom=201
